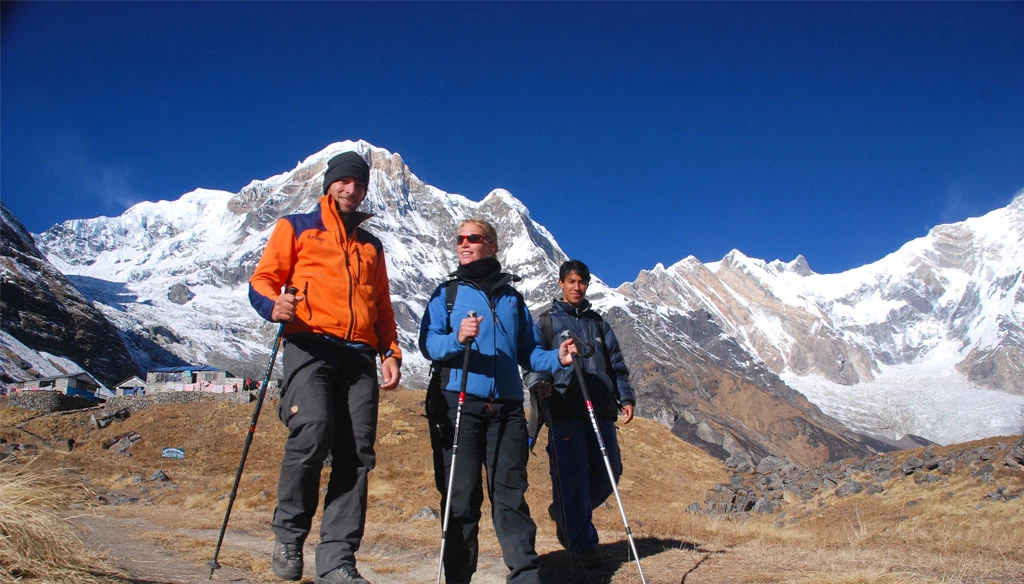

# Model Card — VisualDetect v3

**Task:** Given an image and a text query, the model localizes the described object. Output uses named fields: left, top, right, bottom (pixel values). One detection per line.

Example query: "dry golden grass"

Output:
left=658, top=443, right=1024, bottom=584
left=2, top=391, right=1022, bottom=583
left=0, top=460, right=125, bottom=584
left=0, top=406, right=43, bottom=426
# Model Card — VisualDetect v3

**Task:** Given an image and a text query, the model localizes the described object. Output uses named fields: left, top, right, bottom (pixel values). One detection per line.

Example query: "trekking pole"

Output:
left=437, top=310, right=477, bottom=584
left=561, top=331, right=647, bottom=584
left=207, top=287, right=297, bottom=580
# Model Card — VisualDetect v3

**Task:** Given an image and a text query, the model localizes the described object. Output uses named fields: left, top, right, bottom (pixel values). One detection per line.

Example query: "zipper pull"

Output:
left=303, top=282, right=312, bottom=319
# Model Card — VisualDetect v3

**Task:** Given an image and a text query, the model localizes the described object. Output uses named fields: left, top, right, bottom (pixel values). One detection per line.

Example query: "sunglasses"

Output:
left=455, top=234, right=489, bottom=245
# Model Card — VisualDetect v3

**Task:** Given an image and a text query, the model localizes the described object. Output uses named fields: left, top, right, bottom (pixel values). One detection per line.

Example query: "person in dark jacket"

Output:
left=419, top=218, right=575, bottom=584
left=523, top=259, right=635, bottom=570
left=249, top=151, right=402, bottom=584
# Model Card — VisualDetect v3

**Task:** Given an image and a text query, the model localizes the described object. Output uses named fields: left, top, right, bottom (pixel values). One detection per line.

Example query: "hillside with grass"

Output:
left=1, top=390, right=1022, bottom=583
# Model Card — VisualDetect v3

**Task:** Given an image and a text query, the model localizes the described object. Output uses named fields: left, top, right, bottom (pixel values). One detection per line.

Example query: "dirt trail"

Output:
left=75, top=514, right=259, bottom=584
left=73, top=513, right=522, bottom=584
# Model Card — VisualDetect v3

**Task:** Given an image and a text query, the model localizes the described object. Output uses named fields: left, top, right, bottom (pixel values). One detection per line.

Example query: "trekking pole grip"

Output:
left=460, top=310, right=477, bottom=371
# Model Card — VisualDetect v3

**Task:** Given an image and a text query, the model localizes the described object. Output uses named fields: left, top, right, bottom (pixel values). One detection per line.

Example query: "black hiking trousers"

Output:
left=273, top=336, right=379, bottom=577
left=430, top=391, right=540, bottom=584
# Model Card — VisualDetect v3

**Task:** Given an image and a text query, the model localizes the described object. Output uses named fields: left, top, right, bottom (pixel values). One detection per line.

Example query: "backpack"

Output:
left=526, top=310, right=565, bottom=449
left=424, top=280, right=460, bottom=423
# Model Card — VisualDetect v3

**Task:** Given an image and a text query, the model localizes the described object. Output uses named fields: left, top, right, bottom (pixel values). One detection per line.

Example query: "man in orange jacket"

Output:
left=249, top=151, right=401, bottom=584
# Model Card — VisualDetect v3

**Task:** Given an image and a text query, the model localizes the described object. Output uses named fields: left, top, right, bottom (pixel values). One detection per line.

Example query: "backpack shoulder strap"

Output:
left=589, top=311, right=620, bottom=399
left=443, top=279, right=459, bottom=332
left=539, top=311, right=554, bottom=351
left=527, top=305, right=554, bottom=452
left=427, top=280, right=460, bottom=418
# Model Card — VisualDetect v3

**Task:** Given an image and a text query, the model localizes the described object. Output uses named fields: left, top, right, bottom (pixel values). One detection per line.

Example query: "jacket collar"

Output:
left=552, top=297, right=593, bottom=318
left=318, top=194, right=373, bottom=237
left=448, top=266, right=521, bottom=298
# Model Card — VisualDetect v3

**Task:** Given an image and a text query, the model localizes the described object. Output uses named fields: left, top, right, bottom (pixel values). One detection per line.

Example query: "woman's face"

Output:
left=456, top=224, right=497, bottom=265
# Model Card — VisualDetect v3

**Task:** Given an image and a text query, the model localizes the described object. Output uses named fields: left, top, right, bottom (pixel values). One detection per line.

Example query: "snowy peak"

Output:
left=619, top=191, right=1024, bottom=443
left=768, top=254, right=814, bottom=277
left=30, top=141, right=572, bottom=382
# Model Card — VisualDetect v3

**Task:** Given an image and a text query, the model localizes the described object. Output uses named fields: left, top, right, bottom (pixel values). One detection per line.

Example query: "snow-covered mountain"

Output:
left=8, top=140, right=1023, bottom=460
left=30, top=143, right=573, bottom=385
left=618, top=196, right=1024, bottom=444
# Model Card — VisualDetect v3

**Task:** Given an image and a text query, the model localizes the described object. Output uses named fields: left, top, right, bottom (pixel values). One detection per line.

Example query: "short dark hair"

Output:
left=559, top=260, right=591, bottom=282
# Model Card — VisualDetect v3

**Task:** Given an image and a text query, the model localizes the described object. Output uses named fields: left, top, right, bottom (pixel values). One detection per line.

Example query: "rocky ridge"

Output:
left=693, top=434, right=1024, bottom=519
left=0, top=201, right=139, bottom=387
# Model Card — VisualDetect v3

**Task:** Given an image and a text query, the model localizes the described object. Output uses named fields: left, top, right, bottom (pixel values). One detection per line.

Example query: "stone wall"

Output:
left=103, top=390, right=254, bottom=413
left=5, top=390, right=100, bottom=413
left=2, top=388, right=258, bottom=415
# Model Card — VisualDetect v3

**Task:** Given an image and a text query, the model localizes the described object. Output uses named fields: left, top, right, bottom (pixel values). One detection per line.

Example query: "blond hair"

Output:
left=458, top=219, right=499, bottom=252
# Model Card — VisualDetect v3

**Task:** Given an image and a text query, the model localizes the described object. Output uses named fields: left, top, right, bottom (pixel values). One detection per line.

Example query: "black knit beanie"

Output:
left=323, top=152, right=370, bottom=194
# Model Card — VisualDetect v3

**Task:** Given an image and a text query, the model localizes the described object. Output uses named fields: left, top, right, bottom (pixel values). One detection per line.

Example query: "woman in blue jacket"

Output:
left=419, top=218, right=573, bottom=584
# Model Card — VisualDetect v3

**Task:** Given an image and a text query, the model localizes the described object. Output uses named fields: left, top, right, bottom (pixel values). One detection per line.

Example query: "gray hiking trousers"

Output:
left=272, top=336, right=379, bottom=577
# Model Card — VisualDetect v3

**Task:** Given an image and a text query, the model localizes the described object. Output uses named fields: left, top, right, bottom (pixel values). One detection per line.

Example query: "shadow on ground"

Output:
left=539, top=536, right=719, bottom=583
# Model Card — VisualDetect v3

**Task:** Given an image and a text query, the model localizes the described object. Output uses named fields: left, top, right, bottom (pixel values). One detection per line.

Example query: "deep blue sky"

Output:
left=3, top=2, right=1022, bottom=286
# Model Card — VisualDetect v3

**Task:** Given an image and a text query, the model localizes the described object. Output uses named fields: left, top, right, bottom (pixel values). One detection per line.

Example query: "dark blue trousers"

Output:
left=547, top=415, right=621, bottom=552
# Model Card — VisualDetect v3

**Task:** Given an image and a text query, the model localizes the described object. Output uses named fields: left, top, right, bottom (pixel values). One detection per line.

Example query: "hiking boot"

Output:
left=271, top=540, right=303, bottom=581
left=317, top=564, right=371, bottom=584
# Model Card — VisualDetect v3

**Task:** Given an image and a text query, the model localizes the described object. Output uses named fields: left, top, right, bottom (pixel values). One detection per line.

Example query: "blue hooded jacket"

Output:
left=419, top=276, right=565, bottom=401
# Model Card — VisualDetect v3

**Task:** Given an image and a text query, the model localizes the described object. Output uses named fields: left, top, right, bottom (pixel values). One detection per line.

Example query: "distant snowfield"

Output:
left=784, top=349, right=1024, bottom=445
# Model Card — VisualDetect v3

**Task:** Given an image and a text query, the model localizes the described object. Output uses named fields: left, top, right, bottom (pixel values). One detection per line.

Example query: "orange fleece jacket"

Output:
left=248, top=194, right=402, bottom=362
